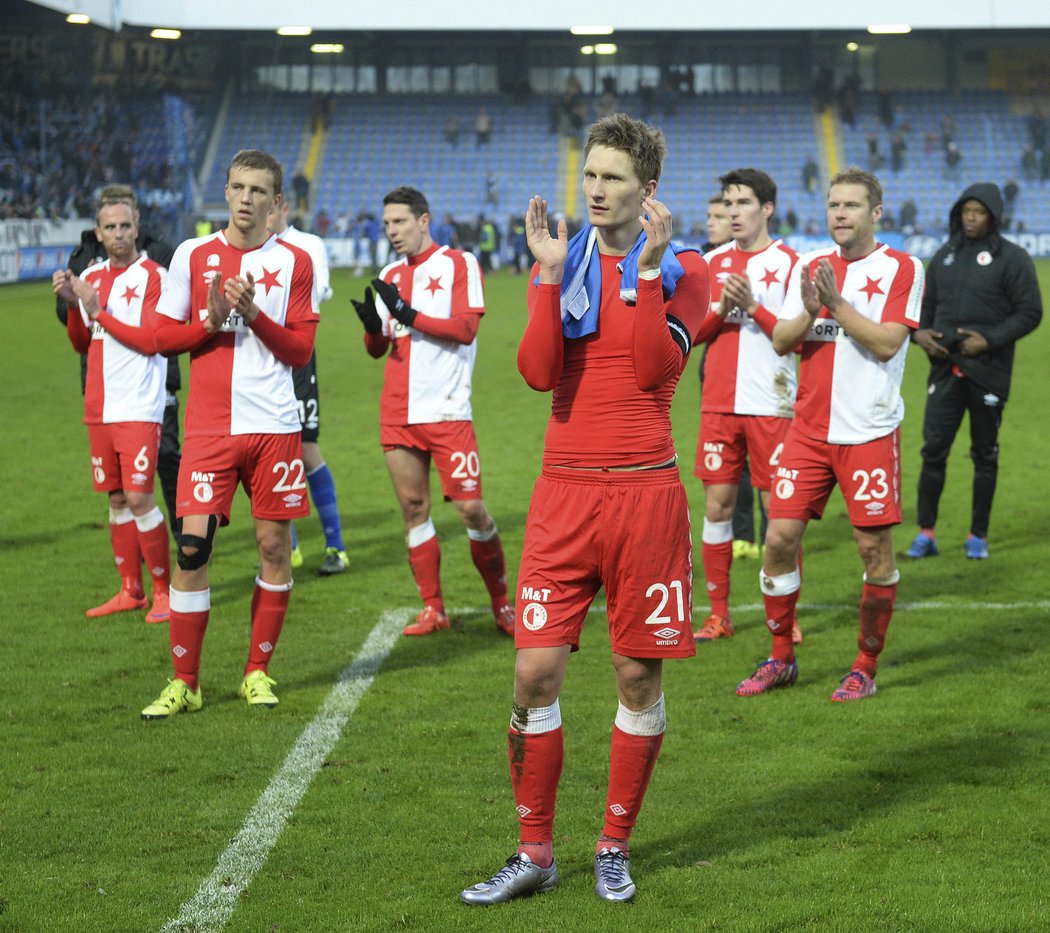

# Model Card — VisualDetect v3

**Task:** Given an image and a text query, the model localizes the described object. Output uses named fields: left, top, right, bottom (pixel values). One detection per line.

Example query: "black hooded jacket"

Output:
left=55, top=228, right=180, bottom=394
left=918, top=182, right=1042, bottom=400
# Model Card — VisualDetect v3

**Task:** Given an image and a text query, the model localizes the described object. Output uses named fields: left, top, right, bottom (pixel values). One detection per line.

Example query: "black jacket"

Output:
left=918, top=182, right=1042, bottom=400
left=55, top=228, right=181, bottom=394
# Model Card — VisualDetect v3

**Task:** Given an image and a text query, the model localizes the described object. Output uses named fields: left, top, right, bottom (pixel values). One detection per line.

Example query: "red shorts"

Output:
left=176, top=432, right=310, bottom=524
left=768, top=425, right=902, bottom=527
left=381, top=421, right=484, bottom=500
left=694, top=412, right=791, bottom=490
left=87, top=421, right=161, bottom=494
left=515, top=467, right=696, bottom=659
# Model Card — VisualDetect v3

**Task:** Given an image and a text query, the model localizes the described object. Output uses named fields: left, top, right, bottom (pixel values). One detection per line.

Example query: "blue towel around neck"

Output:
left=533, top=222, right=695, bottom=338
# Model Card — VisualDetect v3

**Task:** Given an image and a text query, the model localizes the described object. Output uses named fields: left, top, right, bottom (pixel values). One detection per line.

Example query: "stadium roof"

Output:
left=29, top=0, right=1050, bottom=32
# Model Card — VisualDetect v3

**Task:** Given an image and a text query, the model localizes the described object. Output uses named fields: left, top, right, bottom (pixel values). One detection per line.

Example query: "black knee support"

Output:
left=177, top=515, right=218, bottom=571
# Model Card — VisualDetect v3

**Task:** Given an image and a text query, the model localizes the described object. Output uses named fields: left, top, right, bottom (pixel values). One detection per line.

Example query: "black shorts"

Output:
left=292, top=352, right=320, bottom=443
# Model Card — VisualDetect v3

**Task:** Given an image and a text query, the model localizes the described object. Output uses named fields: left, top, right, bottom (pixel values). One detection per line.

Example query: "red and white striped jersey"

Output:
left=375, top=243, right=484, bottom=425
left=156, top=230, right=316, bottom=438
left=701, top=239, right=798, bottom=417
left=781, top=243, right=924, bottom=445
left=76, top=254, right=167, bottom=425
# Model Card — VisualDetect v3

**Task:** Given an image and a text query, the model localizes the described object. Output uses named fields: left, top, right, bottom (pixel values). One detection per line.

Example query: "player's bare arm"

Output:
left=637, top=196, right=672, bottom=272
left=204, top=273, right=233, bottom=334
left=69, top=275, right=102, bottom=321
left=52, top=270, right=77, bottom=305
left=525, top=196, right=567, bottom=284
left=720, top=273, right=756, bottom=318
left=224, top=271, right=258, bottom=324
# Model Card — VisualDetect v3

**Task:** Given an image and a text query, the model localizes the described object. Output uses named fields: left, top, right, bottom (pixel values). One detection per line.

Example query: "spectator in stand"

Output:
left=1021, top=145, right=1038, bottom=182
left=1003, top=178, right=1019, bottom=209
left=802, top=155, right=819, bottom=195
left=314, top=209, right=331, bottom=238
left=291, top=167, right=310, bottom=213
left=475, top=108, right=493, bottom=147
left=890, top=132, right=906, bottom=173
left=945, top=142, right=962, bottom=179
left=900, top=199, right=919, bottom=234
left=444, top=115, right=462, bottom=148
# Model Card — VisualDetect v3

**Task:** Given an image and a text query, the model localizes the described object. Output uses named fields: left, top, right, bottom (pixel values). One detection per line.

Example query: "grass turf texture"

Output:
left=1, top=263, right=1048, bottom=932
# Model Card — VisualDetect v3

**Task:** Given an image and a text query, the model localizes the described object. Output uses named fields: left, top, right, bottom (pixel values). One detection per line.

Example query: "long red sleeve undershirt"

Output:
left=66, top=304, right=91, bottom=353
left=518, top=274, right=691, bottom=393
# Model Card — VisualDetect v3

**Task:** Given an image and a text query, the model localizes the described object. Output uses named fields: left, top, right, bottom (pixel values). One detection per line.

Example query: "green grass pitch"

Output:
left=1, top=261, right=1048, bottom=931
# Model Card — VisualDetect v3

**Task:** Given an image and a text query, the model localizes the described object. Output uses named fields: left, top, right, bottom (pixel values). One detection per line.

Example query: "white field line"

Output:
left=160, top=608, right=410, bottom=933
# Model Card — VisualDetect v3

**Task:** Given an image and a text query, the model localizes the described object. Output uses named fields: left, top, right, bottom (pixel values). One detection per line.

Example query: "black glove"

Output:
left=371, top=277, right=418, bottom=328
left=351, top=287, right=383, bottom=335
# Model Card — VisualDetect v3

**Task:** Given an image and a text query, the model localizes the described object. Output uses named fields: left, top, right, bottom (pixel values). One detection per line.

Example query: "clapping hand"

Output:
left=351, top=286, right=383, bottom=334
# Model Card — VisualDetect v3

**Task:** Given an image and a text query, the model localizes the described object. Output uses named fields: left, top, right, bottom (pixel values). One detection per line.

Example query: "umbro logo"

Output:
left=516, top=804, right=532, bottom=817
left=609, top=804, right=628, bottom=817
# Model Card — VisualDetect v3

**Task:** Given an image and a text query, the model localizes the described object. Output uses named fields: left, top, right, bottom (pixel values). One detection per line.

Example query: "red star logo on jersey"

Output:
left=424, top=275, right=444, bottom=296
left=760, top=267, right=780, bottom=287
left=121, top=284, right=139, bottom=304
left=859, top=276, right=884, bottom=301
left=257, top=267, right=282, bottom=295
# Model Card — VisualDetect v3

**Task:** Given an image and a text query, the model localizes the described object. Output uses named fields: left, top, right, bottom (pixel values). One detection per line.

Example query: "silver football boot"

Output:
left=460, top=852, right=560, bottom=905
left=594, top=846, right=636, bottom=902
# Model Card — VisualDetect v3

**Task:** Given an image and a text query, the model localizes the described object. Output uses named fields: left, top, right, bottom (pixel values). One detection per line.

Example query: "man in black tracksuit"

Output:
left=907, top=182, right=1042, bottom=560
left=55, top=205, right=182, bottom=538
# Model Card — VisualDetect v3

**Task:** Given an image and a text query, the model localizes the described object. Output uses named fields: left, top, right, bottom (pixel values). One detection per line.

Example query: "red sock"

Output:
left=601, top=725, right=664, bottom=847
left=246, top=578, right=292, bottom=674
left=169, top=588, right=209, bottom=691
left=509, top=726, right=563, bottom=868
left=702, top=540, right=733, bottom=618
left=110, top=516, right=143, bottom=596
left=408, top=536, right=443, bottom=609
left=764, top=590, right=798, bottom=663
left=137, top=521, right=171, bottom=597
left=853, top=581, right=897, bottom=677
left=470, top=535, right=508, bottom=604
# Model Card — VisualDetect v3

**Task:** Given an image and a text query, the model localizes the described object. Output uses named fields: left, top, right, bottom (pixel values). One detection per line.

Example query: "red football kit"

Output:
left=154, top=229, right=318, bottom=522
left=366, top=242, right=488, bottom=498
left=770, top=243, right=924, bottom=524
left=64, top=253, right=171, bottom=615
left=502, top=243, right=709, bottom=871
left=694, top=239, right=798, bottom=489
left=516, top=251, right=709, bottom=658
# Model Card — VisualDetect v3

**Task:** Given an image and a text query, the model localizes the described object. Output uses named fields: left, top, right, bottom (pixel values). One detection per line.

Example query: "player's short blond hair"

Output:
left=584, top=113, right=666, bottom=185
left=96, top=184, right=138, bottom=223
left=227, top=149, right=284, bottom=195
left=829, top=167, right=883, bottom=208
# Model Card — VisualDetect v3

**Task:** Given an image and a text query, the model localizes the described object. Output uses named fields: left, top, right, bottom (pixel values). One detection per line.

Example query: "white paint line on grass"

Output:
left=160, top=608, right=410, bottom=933
left=727, top=600, right=1050, bottom=613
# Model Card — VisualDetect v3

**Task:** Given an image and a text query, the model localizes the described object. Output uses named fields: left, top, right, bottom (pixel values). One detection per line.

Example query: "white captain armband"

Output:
left=666, top=313, right=691, bottom=356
